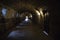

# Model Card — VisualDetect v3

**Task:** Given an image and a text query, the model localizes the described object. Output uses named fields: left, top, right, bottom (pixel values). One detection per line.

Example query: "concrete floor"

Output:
left=7, top=19, right=51, bottom=40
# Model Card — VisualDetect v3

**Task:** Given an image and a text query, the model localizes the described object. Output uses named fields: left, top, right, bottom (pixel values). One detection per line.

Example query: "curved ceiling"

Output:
left=0, top=0, right=49, bottom=10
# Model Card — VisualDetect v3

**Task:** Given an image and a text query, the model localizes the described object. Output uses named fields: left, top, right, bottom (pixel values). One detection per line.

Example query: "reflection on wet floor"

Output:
left=7, top=18, right=36, bottom=40
left=8, top=30, right=24, bottom=40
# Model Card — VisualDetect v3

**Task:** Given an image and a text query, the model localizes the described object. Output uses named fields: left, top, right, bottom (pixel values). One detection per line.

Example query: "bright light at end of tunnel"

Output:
left=25, top=16, right=29, bottom=21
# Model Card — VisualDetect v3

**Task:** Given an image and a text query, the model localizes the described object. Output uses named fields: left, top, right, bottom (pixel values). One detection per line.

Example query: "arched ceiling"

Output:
left=0, top=0, right=49, bottom=11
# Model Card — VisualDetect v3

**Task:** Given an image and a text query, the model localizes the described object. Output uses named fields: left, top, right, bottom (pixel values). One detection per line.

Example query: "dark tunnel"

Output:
left=0, top=0, right=60, bottom=40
